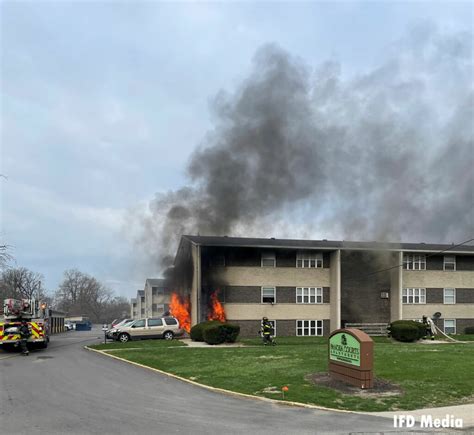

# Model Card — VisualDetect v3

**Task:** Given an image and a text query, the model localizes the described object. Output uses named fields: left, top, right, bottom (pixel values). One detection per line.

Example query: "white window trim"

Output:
left=443, top=288, right=456, bottom=304
left=296, top=319, right=323, bottom=336
left=296, top=287, right=323, bottom=304
left=403, top=254, right=426, bottom=270
left=296, top=251, right=323, bottom=268
left=261, top=252, right=276, bottom=267
left=402, top=288, right=426, bottom=304
left=261, top=286, right=276, bottom=304
left=443, top=255, right=456, bottom=271
left=444, top=319, right=456, bottom=334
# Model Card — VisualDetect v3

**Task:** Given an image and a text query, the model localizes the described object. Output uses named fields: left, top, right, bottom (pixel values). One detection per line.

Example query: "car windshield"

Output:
left=114, top=319, right=131, bottom=327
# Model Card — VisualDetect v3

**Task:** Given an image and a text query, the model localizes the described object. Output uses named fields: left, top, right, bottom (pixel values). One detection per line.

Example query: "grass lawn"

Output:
left=88, top=337, right=474, bottom=412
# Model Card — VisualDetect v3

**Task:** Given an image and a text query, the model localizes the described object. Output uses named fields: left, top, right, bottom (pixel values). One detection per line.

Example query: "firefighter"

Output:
left=422, top=316, right=435, bottom=340
left=19, top=320, right=31, bottom=355
left=261, top=317, right=275, bottom=346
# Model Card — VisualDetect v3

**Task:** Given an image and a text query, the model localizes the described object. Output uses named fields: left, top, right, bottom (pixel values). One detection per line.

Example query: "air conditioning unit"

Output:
left=380, top=292, right=389, bottom=299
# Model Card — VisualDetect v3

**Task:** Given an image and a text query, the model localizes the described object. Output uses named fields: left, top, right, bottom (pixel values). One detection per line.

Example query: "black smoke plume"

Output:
left=135, top=25, right=473, bottom=268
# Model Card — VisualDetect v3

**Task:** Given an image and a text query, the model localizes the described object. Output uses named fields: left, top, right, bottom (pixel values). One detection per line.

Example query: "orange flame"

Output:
left=170, top=293, right=191, bottom=333
left=207, top=291, right=226, bottom=322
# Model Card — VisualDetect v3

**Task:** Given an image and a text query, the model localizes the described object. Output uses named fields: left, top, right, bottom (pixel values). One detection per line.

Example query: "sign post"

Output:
left=328, top=328, right=374, bottom=389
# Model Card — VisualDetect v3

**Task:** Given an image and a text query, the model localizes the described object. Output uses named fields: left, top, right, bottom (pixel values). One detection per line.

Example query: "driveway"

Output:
left=0, top=329, right=434, bottom=434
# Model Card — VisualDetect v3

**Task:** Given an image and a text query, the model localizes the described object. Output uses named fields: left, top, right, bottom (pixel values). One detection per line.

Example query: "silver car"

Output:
left=115, top=317, right=183, bottom=343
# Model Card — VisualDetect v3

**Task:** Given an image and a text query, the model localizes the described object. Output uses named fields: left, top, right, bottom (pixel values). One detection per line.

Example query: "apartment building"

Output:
left=143, top=278, right=170, bottom=318
left=173, top=235, right=474, bottom=337
left=131, top=279, right=171, bottom=319
left=130, top=297, right=137, bottom=319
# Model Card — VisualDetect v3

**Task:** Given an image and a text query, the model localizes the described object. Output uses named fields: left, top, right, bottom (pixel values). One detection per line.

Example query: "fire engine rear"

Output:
left=0, top=298, right=50, bottom=350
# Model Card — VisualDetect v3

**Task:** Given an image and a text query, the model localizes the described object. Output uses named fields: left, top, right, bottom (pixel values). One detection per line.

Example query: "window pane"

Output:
left=164, top=318, right=177, bottom=325
left=297, top=260, right=303, bottom=268
left=310, top=260, right=316, bottom=268
left=148, top=319, right=163, bottom=327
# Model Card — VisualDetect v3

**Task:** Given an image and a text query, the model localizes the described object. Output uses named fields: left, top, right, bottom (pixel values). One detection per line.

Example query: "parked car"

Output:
left=106, top=319, right=134, bottom=339
left=115, top=317, right=183, bottom=343
left=64, top=321, right=74, bottom=331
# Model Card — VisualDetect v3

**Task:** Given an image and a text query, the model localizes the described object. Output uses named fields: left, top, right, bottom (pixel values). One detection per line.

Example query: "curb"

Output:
left=84, top=345, right=378, bottom=416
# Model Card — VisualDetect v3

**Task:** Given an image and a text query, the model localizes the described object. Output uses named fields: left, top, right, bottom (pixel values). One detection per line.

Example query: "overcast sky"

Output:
left=1, top=1, right=472, bottom=299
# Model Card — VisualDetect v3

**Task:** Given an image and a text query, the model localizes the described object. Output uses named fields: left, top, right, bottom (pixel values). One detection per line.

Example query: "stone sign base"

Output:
left=328, top=361, right=374, bottom=389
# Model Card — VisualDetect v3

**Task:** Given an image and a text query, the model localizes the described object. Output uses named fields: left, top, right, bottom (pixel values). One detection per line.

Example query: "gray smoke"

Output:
left=136, top=25, right=473, bottom=267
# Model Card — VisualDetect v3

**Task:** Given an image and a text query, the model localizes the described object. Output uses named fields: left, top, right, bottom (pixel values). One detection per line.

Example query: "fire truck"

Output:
left=0, top=298, right=50, bottom=350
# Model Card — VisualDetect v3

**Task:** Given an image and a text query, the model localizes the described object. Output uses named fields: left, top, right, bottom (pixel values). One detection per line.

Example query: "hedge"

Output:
left=190, top=321, right=221, bottom=342
left=191, top=321, right=241, bottom=345
left=388, top=320, right=426, bottom=342
left=203, top=323, right=227, bottom=345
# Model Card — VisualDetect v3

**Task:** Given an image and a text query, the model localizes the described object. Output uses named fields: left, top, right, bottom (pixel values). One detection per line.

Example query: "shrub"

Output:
left=190, top=321, right=220, bottom=342
left=222, top=323, right=240, bottom=343
left=203, top=323, right=227, bottom=345
left=464, top=326, right=474, bottom=334
left=389, top=320, right=425, bottom=342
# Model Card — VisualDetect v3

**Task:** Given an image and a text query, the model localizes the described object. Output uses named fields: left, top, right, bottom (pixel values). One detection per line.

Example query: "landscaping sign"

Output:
left=328, top=328, right=374, bottom=389
left=329, top=332, right=361, bottom=367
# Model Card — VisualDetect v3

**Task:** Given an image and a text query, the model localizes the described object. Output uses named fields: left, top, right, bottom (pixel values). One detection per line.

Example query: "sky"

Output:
left=1, top=1, right=473, bottom=299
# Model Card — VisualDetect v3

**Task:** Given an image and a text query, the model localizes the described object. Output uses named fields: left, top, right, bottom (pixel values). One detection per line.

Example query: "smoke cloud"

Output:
left=135, top=24, right=473, bottom=267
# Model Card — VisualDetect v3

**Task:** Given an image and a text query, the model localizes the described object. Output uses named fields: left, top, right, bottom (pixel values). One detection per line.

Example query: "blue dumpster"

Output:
left=75, top=321, right=92, bottom=331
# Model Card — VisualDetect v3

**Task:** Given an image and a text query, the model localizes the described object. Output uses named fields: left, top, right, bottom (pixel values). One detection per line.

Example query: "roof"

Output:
left=145, top=278, right=167, bottom=287
left=137, top=290, right=144, bottom=296
left=182, top=235, right=474, bottom=254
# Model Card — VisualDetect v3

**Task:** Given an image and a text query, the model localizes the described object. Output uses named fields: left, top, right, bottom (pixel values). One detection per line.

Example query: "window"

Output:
left=443, top=256, right=456, bottom=271
left=210, top=255, right=225, bottom=267
left=402, top=288, right=426, bottom=304
left=261, top=287, right=276, bottom=303
left=296, top=252, right=323, bottom=268
left=141, top=297, right=145, bottom=303
left=296, top=287, right=323, bottom=304
left=164, top=317, right=178, bottom=325
left=296, top=320, right=323, bottom=336
left=403, top=254, right=426, bottom=270
left=261, top=252, right=276, bottom=267
left=443, top=288, right=456, bottom=304
left=133, top=319, right=146, bottom=327
left=140, top=308, right=145, bottom=315
left=444, top=319, right=456, bottom=334
left=147, top=318, right=163, bottom=327
left=152, top=287, right=165, bottom=296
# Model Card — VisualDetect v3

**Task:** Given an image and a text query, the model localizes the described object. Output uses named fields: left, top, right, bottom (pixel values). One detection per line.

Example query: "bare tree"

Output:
left=55, top=269, right=113, bottom=322
left=0, top=244, right=12, bottom=271
left=0, top=267, right=45, bottom=300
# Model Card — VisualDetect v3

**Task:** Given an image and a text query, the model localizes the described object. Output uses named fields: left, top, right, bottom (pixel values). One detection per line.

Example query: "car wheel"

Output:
left=163, top=331, right=174, bottom=340
left=118, top=333, right=130, bottom=343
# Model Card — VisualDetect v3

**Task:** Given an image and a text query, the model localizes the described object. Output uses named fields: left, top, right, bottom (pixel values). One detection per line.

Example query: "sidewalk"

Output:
left=181, top=339, right=246, bottom=348
left=372, top=403, right=474, bottom=428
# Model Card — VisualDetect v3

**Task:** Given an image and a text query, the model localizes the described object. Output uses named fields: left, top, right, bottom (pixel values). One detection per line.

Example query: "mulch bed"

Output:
left=305, top=373, right=403, bottom=397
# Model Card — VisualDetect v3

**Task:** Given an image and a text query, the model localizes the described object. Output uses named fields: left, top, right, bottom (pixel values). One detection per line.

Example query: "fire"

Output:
left=170, top=293, right=191, bottom=333
left=207, top=291, right=226, bottom=322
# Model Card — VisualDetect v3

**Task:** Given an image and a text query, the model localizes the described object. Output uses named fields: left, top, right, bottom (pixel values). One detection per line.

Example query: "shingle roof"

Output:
left=146, top=278, right=167, bottom=286
left=182, top=235, right=474, bottom=254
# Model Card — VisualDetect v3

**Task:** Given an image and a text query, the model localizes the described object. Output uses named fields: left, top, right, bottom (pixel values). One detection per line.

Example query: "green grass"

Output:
left=87, top=337, right=474, bottom=412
